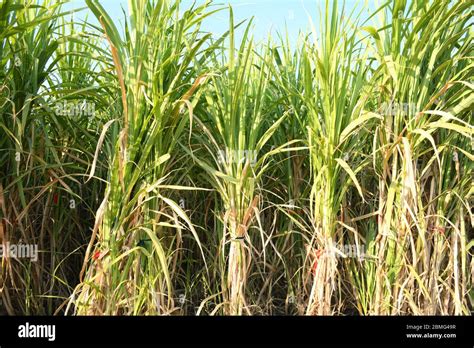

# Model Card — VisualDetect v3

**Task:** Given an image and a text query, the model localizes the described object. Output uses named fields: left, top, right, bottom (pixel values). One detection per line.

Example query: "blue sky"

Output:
left=63, top=0, right=378, bottom=44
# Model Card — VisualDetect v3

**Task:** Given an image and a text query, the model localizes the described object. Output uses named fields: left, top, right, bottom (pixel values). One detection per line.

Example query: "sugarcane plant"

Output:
left=349, top=0, right=473, bottom=315
left=0, top=0, right=100, bottom=314
left=71, top=0, right=216, bottom=315
left=186, top=7, right=291, bottom=314
left=296, top=0, right=377, bottom=314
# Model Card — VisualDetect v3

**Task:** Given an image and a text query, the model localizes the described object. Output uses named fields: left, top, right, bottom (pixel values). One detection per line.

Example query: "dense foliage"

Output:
left=0, top=0, right=472, bottom=315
